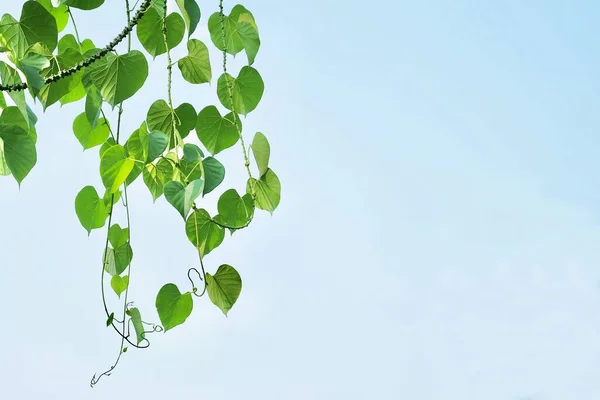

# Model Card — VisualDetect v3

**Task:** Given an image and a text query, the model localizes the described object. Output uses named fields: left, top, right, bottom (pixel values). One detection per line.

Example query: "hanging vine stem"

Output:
left=0, top=0, right=152, bottom=93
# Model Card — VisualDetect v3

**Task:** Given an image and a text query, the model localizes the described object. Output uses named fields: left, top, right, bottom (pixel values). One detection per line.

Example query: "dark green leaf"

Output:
left=176, top=0, right=200, bottom=37
left=174, top=103, right=196, bottom=139
left=66, top=0, right=105, bottom=10
left=136, top=8, right=185, bottom=57
left=85, top=86, right=103, bottom=129
left=202, top=157, right=225, bottom=195
left=195, top=105, right=241, bottom=155
left=147, top=131, right=168, bottom=162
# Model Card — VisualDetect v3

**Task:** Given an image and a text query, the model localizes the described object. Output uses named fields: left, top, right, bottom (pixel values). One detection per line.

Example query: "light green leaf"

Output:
left=38, top=0, right=68, bottom=32
left=164, top=178, right=204, bottom=219
left=0, top=62, right=27, bottom=123
left=100, top=144, right=135, bottom=193
left=185, top=209, right=225, bottom=256
left=104, top=242, right=133, bottom=276
left=155, top=284, right=193, bottom=332
left=16, top=53, right=49, bottom=98
left=108, top=223, right=129, bottom=248
left=58, top=34, right=79, bottom=52
left=176, top=0, right=200, bottom=37
left=217, top=66, right=264, bottom=116
left=217, top=189, right=254, bottom=228
left=99, top=137, right=116, bottom=158
left=206, top=264, right=242, bottom=316
left=143, top=158, right=173, bottom=201
left=73, top=112, right=110, bottom=150
left=126, top=307, right=145, bottom=344
left=0, top=138, right=10, bottom=176
left=37, top=47, right=83, bottom=109
left=74, top=186, right=108, bottom=234
left=177, top=39, right=211, bottom=84
left=251, top=132, right=270, bottom=177
left=110, top=275, right=129, bottom=298
left=195, top=105, right=241, bottom=155
left=0, top=124, right=36, bottom=184
left=147, top=100, right=178, bottom=142
left=136, top=8, right=185, bottom=57
left=0, top=2, right=58, bottom=59
left=202, top=157, right=225, bottom=195
left=85, top=86, right=103, bottom=129
left=248, top=168, right=281, bottom=214
left=208, top=5, right=259, bottom=64
left=85, top=51, right=148, bottom=107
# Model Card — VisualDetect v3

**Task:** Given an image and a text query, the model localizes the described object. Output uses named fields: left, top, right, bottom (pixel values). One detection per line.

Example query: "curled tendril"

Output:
left=188, top=267, right=207, bottom=297
left=0, top=0, right=152, bottom=92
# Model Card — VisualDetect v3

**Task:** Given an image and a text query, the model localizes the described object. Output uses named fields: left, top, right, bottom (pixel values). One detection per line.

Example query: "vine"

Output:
left=0, top=0, right=280, bottom=386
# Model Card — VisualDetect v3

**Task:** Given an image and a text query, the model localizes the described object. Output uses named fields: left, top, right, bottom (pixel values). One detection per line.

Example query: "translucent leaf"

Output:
left=185, top=209, right=224, bottom=256
left=177, top=39, right=211, bottom=84
left=206, top=265, right=242, bottom=316
left=108, top=224, right=130, bottom=248
left=0, top=2, right=57, bottom=59
left=251, top=132, right=270, bottom=177
left=72, top=112, right=110, bottom=150
left=38, top=0, right=68, bottom=32
left=100, top=144, right=135, bottom=193
left=248, top=169, right=281, bottom=214
left=143, top=159, right=173, bottom=201
left=110, top=275, right=129, bottom=298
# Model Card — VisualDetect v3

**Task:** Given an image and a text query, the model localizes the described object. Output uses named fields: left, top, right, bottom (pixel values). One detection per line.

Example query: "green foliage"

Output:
left=0, top=0, right=280, bottom=385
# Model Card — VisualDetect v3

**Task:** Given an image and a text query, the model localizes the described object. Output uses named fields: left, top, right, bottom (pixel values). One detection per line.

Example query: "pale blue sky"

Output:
left=1, top=0, right=600, bottom=398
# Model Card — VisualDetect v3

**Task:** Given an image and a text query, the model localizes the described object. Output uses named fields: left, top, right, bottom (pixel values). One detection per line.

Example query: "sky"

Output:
left=1, top=0, right=600, bottom=398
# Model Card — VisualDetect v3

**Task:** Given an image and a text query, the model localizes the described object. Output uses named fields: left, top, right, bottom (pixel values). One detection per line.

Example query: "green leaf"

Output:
left=110, top=275, right=129, bottom=298
left=185, top=209, right=225, bottom=256
left=104, top=243, right=133, bottom=276
left=0, top=106, right=29, bottom=133
left=103, top=188, right=121, bottom=209
left=126, top=308, right=145, bottom=344
left=174, top=103, right=196, bottom=139
left=202, top=157, right=225, bottom=195
left=147, top=100, right=178, bottom=142
left=38, top=0, right=68, bottom=32
left=37, top=47, right=84, bottom=109
left=16, top=53, right=49, bottom=98
left=99, top=137, right=116, bottom=158
left=208, top=5, right=259, bottom=64
left=100, top=144, right=135, bottom=193
left=206, top=264, right=242, bottom=316
left=155, top=284, right=193, bottom=332
left=143, top=158, right=173, bottom=201
left=195, top=106, right=241, bottom=155
left=175, top=0, right=200, bottom=38
left=251, top=132, right=270, bottom=177
left=58, top=34, right=79, bottom=52
left=85, top=86, right=103, bottom=129
left=217, top=66, right=264, bottom=116
left=177, top=39, right=211, bottom=84
left=125, top=124, right=147, bottom=162
left=0, top=62, right=27, bottom=123
left=74, top=186, right=108, bottom=234
left=0, top=139, right=10, bottom=176
left=106, top=312, right=114, bottom=327
left=136, top=8, right=185, bottom=57
left=0, top=124, right=36, bottom=184
left=73, top=112, right=110, bottom=150
left=183, top=143, right=204, bottom=162
left=108, top=223, right=129, bottom=248
left=85, top=51, right=148, bottom=107
left=217, top=189, right=254, bottom=228
left=248, top=169, right=281, bottom=214
left=66, top=0, right=105, bottom=10
left=146, top=131, right=168, bottom=162
left=0, top=1, right=58, bottom=59
left=164, top=179, right=204, bottom=219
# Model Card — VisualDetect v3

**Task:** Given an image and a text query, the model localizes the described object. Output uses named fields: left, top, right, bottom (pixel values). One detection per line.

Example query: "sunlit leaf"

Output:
left=185, top=208, right=224, bottom=256
left=177, top=39, right=211, bottom=84
left=155, top=284, right=193, bottom=331
left=206, top=264, right=242, bottom=316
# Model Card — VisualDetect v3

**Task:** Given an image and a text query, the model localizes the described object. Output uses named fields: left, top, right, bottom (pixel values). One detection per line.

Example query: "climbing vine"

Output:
left=0, top=0, right=280, bottom=386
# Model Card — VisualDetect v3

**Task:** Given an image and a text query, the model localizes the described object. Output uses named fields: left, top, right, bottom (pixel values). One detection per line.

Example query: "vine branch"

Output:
left=0, top=0, right=152, bottom=92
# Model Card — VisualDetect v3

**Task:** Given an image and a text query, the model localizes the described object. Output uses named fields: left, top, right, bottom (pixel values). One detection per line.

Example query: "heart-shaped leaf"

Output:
left=175, top=103, right=196, bottom=139
left=206, top=264, right=242, bottom=316
left=216, top=189, right=254, bottom=228
left=103, top=242, right=133, bottom=276
left=75, top=186, right=108, bottom=234
left=0, top=124, right=36, bottom=184
left=155, top=283, right=193, bottom=331
left=185, top=209, right=225, bottom=256
left=147, top=100, right=178, bottom=141
left=66, top=0, right=105, bottom=10
left=183, top=143, right=204, bottom=162
left=136, top=8, right=185, bottom=57
left=177, top=39, right=211, bottom=84
left=100, top=144, right=135, bottom=193
left=38, top=0, right=68, bottom=32
left=143, top=158, right=174, bottom=201
left=217, top=66, right=264, bottom=116
left=164, top=179, right=204, bottom=219
left=248, top=168, right=281, bottom=214
left=73, top=112, right=110, bottom=150
left=108, top=224, right=129, bottom=248
left=208, top=5, right=259, bottom=64
left=251, top=132, right=270, bottom=177
left=146, top=131, right=168, bottom=162
left=0, top=2, right=57, bottom=59
left=111, top=275, right=129, bottom=298
left=195, top=105, right=241, bottom=155
left=85, top=51, right=148, bottom=107
left=202, top=157, right=225, bottom=195
left=176, top=0, right=201, bottom=37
